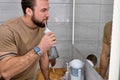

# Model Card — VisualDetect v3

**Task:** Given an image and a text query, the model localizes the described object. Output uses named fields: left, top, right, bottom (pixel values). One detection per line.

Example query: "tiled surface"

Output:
left=49, top=0, right=73, bottom=4
left=75, top=5, right=100, bottom=22
left=0, top=0, right=20, bottom=2
left=54, top=40, right=73, bottom=68
left=56, top=40, right=72, bottom=59
left=48, top=4, right=73, bottom=22
left=100, top=5, right=113, bottom=22
left=101, top=0, right=114, bottom=4
left=75, top=0, right=101, bottom=4
left=48, top=22, right=72, bottom=40
left=74, top=40, right=98, bottom=58
left=74, top=22, right=99, bottom=40
left=0, top=3, right=22, bottom=22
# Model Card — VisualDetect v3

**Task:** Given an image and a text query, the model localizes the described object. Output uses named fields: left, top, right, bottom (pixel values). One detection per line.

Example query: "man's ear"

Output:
left=26, top=8, right=33, bottom=16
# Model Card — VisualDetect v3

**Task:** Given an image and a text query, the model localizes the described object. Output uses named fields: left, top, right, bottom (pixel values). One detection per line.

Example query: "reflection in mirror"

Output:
left=74, top=0, right=114, bottom=80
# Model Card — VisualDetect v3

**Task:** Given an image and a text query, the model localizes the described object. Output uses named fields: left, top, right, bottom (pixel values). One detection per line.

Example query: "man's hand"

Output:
left=38, top=32, right=56, bottom=53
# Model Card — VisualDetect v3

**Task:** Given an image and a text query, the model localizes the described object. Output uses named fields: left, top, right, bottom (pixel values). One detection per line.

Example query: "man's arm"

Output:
left=0, top=50, right=39, bottom=80
left=39, top=52, right=50, bottom=80
left=0, top=32, right=56, bottom=80
left=100, top=43, right=110, bottom=78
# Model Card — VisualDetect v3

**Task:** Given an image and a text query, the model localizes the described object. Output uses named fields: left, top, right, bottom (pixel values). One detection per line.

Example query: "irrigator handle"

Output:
left=44, top=23, right=59, bottom=59
left=44, top=23, right=56, bottom=46
left=44, top=27, right=51, bottom=34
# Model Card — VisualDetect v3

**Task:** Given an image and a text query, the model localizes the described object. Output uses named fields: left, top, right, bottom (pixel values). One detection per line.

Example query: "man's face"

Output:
left=32, top=0, right=49, bottom=28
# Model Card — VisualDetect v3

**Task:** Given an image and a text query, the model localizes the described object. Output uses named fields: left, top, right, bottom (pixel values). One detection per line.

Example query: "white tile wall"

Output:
left=48, top=4, right=73, bottom=22
left=75, top=5, right=100, bottom=22
left=49, top=0, right=72, bottom=3
left=0, top=0, right=20, bottom=2
left=0, top=3, right=22, bottom=22
left=74, top=40, right=98, bottom=58
left=75, top=22, right=99, bottom=40
left=54, top=40, right=73, bottom=68
left=76, top=0, right=101, bottom=4
left=100, top=5, right=113, bottom=22
left=101, top=0, right=114, bottom=4
left=48, top=22, right=72, bottom=40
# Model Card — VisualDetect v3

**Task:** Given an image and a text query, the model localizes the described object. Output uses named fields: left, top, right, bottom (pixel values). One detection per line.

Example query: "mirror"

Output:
left=74, top=0, right=114, bottom=79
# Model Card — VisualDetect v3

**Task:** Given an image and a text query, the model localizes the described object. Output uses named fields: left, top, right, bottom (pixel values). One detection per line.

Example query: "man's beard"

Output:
left=31, top=14, right=45, bottom=28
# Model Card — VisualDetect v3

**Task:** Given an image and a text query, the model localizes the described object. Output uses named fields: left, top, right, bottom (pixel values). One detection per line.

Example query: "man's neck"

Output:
left=22, top=16, right=37, bottom=29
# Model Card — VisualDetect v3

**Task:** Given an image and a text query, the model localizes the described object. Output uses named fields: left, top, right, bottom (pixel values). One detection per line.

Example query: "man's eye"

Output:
left=40, top=9, right=48, bottom=12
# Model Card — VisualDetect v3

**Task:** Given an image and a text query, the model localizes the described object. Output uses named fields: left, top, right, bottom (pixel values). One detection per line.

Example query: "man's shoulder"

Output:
left=106, top=21, right=112, bottom=25
left=104, top=21, right=112, bottom=29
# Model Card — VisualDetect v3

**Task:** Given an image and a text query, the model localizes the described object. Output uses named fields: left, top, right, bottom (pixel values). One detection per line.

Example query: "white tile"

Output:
left=49, top=0, right=72, bottom=3
left=74, top=22, right=99, bottom=40
left=98, top=22, right=106, bottom=41
left=48, top=4, right=73, bottom=22
left=75, top=5, right=100, bottom=22
left=74, top=40, right=98, bottom=58
left=54, top=40, right=73, bottom=68
left=0, top=3, right=23, bottom=22
left=76, top=0, right=101, bottom=4
left=101, top=0, right=114, bottom=4
left=56, top=40, right=72, bottom=59
left=100, top=5, right=113, bottom=22
left=0, top=0, right=20, bottom=2
left=47, top=22, right=72, bottom=40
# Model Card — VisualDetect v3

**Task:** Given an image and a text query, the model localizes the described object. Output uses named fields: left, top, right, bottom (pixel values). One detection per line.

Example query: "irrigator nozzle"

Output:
left=44, top=22, right=51, bottom=34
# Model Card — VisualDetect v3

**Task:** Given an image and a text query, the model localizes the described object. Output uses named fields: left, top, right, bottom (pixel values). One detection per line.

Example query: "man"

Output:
left=0, top=0, right=56, bottom=80
left=100, top=21, right=112, bottom=78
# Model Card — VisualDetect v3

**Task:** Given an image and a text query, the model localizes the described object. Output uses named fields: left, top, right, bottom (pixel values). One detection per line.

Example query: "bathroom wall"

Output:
left=74, top=0, right=114, bottom=66
left=0, top=0, right=114, bottom=67
left=0, top=0, right=22, bottom=23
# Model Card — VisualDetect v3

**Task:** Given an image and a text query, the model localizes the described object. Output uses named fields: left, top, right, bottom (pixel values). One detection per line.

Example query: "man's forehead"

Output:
left=35, top=0, right=49, bottom=6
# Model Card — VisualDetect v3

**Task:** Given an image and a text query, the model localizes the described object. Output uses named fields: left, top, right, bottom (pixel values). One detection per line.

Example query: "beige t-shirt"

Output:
left=103, top=21, right=112, bottom=46
left=0, top=17, right=45, bottom=80
left=103, top=21, right=112, bottom=57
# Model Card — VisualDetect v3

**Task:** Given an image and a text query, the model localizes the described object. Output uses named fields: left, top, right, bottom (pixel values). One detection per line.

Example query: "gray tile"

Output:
left=75, top=4, right=100, bottom=22
left=74, top=40, right=98, bottom=58
left=48, top=4, right=73, bottom=22
left=0, top=0, right=21, bottom=2
left=75, top=0, right=101, bottom=4
left=49, top=0, right=73, bottom=4
left=47, top=22, right=72, bottom=40
left=56, top=40, right=73, bottom=59
left=100, top=5, right=113, bottom=22
left=0, top=3, right=23, bottom=22
left=101, top=0, right=114, bottom=4
left=74, top=22, right=99, bottom=40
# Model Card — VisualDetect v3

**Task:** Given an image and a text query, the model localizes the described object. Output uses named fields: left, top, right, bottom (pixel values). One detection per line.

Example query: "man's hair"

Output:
left=21, top=0, right=36, bottom=14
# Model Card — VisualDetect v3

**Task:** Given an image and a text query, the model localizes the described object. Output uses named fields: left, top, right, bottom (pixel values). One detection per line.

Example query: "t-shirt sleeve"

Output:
left=0, top=25, right=17, bottom=53
left=103, top=22, right=111, bottom=45
left=103, top=24, right=108, bottom=44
